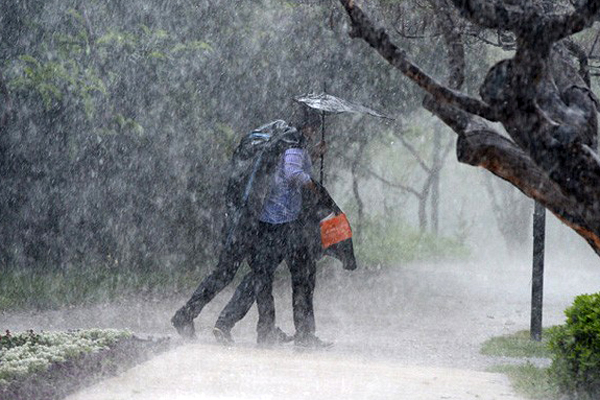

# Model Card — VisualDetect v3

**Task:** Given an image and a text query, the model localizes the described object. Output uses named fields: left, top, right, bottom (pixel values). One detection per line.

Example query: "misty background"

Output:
left=1, top=0, right=598, bottom=313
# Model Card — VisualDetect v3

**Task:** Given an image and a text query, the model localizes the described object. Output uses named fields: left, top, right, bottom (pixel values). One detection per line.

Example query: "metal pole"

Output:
left=320, top=82, right=326, bottom=185
left=530, top=201, right=546, bottom=341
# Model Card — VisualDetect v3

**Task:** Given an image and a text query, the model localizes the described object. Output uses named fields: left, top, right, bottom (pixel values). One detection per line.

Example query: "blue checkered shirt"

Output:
left=259, top=148, right=312, bottom=224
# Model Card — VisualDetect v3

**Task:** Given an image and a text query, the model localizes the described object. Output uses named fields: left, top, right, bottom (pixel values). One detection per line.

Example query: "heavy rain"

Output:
left=2, top=0, right=600, bottom=399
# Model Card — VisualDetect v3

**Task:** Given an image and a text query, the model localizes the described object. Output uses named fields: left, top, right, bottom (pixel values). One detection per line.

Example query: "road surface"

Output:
left=65, top=342, right=522, bottom=400
left=5, top=252, right=600, bottom=399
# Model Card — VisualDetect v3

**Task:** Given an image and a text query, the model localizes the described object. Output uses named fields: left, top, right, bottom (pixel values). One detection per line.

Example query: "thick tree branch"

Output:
left=430, top=0, right=465, bottom=90
left=339, top=0, right=600, bottom=255
left=338, top=0, right=498, bottom=121
left=457, top=129, right=600, bottom=255
left=563, top=39, right=592, bottom=87
left=450, top=0, right=600, bottom=46
left=448, top=0, right=525, bottom=31
left=544, top=0, right=600, bottom=43
left=424, top=89, right=600, bottom=254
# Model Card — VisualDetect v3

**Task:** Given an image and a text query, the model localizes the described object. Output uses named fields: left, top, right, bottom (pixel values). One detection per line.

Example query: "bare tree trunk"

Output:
left=360, top=124, right=452, bottom=234
left=418, top=186, right=428, bottom=231
left=351, top=139, right=367, bottom=241
left=483, top=173, right=532, bottom=254
left=430, top=125, right=441, bottom=234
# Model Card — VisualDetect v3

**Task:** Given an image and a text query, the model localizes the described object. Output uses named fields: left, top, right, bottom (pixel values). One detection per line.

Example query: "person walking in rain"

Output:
left=212, top=175, right=356, bottom=348
left=171, top=110, right=331, bottom=347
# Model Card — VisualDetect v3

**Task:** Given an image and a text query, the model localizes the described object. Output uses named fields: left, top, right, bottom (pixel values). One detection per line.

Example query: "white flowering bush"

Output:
left=0, top=329, right=132, bottom=387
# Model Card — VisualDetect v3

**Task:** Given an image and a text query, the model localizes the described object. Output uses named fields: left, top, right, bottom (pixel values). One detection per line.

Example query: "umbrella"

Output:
left=293, top=92, right=393, bottom=183
left=293, top=93, right=394, bottom=120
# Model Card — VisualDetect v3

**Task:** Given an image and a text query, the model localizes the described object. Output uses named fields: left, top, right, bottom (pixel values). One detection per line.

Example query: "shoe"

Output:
left=171, top=308, right=196, bottom=340
left=257, top=326, right=293, bottom=346
left=273, top=327, right=293, bottom=343
left=294, top=334, right=333, bottom=350
left=213, top=327, right=234, bottom=346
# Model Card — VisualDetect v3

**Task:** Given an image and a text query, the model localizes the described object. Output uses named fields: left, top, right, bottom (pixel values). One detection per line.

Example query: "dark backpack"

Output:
left=222, top=120, right=303, bottom=246
left=221, top=120, right=357, bottom=271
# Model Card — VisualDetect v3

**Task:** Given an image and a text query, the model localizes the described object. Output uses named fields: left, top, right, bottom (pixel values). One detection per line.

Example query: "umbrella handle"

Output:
left=320, top=109, right=325, bottom=185
left=320, top=81, right=326, bottom=185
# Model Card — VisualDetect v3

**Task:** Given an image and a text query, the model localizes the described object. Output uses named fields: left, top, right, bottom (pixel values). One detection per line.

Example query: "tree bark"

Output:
left=337, top=0, right=600, bottom=256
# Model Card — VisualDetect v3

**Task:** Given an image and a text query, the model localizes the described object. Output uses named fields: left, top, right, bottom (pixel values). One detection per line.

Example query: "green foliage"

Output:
left=548, top=293, right=600, bottom=399
left=0, top=0, right=431, bottom=285
left=12, top=56, right=67, bottom=109
left=0, top=330, right=41, bottom=351
left=480, top=329, right=552, bottom=358
left=488, top=363, right=560, bottom=400
left=172, top=40, right=213, bottom=54
left=0, top=260, right=215, bottom=311
left=97, top=29, right=138, bottom=49
left=481, top=297, right=600, bottom=400
left=110, top=113, right=144, bottom=135
left=11, top=54, right=107, bottom=115
left=0, top=329, right=131, bottom=387
left=355, top=215, right=470, bottom=267
left=481, top=330, right=560, bottom=399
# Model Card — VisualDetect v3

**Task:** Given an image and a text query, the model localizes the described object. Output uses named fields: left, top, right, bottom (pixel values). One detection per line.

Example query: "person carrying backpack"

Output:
left=170, top=112, right=326, bottom=345
left=213, top=179, right=356, bottom=348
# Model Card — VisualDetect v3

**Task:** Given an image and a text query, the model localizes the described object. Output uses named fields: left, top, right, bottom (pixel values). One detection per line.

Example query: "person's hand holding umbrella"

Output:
left=310, top=140, right=327, bottom=161
left=293, top=92, right=393, bottom=184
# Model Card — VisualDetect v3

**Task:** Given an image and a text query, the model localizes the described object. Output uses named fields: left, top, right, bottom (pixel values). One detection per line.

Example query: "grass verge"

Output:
left=0, top=263, right=211, bottom=311
left=480, top=328, right=552, bottom=358
left=488, top=363, right=560, bottom=400
left=481, top=329, right=559, bottom=400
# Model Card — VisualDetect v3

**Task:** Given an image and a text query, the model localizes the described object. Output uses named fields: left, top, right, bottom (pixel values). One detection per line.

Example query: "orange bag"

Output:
left=320, top=213, right=352, bottom=249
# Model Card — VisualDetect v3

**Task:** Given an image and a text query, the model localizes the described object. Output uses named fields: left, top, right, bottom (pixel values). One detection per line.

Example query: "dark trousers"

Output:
left=216, top=221, right=316, bottom=340
left=178, top=225, right=255, bottom=320
left=215, top=272, right=255, bottom=331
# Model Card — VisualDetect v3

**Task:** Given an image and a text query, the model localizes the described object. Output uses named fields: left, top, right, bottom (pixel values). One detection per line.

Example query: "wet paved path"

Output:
left=5, top=253, right=600, bottom=399
left=65, top=342, right=524, bottom=400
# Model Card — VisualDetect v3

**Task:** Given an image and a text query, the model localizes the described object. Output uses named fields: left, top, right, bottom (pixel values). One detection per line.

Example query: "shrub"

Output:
left=355, top=216, right=470, bottom=268
left=0, top=329, right=170, bottom=399
left=548, top=293, right=600, bottom=399
left=0, top=329, right=132, bottom=387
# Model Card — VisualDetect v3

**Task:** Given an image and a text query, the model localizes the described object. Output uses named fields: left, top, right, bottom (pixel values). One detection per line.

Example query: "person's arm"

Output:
left=308, top=140, right=327, bottom=162
left=282, top=148, right=312, bottom=188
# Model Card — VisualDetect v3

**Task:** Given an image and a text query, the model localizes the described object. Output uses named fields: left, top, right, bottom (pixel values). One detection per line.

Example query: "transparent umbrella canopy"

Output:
left=293, top=93, right=393, bottom=119
left=293, top=92, right=393, bottom=183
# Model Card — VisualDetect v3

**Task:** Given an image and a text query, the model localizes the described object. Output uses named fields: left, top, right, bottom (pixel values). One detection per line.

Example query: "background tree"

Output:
left=0, top=0, right=417, bottom=280
left=357, top=124, right=453, bottom=233
left=483, top=175, right=532, bottom=254
left=337, top=0, right=600, bottom=256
